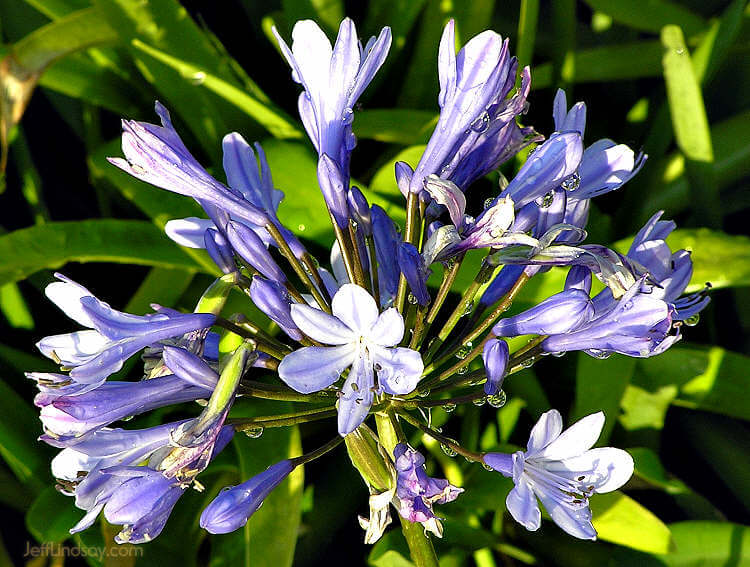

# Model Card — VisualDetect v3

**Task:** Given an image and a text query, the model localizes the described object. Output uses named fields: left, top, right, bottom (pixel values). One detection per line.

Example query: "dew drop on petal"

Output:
left=684, top=313, right=700, bottom=327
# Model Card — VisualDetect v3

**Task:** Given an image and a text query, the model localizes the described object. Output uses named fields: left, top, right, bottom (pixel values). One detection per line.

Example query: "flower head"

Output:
left=278, top=284, right=423, bottom=435
left=483, top=410, right=633, bottom=539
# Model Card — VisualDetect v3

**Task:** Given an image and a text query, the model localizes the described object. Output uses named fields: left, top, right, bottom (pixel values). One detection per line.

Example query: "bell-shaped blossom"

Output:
left=249, top=277, right=302, bottom=341
left=109, top=103, right=268, bottom=227
left=277, top=284, right=423, bottom=435
left=397, top=243, right=431, bottom=306
left=37, top=274, right=215, bottom=386
left=274, top=18, right=391, bottom=178
left=225, top=220, right=286, bottom=282
left=482, top=338, right=509, bottom=395
left=542, top=277, right=679, bottom=358
left=393, top=444, right=463, bottom=537
left=483, top=409, right=633, bottom=539
left=37, top=374, right=209, bottom=440
left=625, top=212, right=710, bottom=320
left=201, top=460, right=295, bottom=534
left=410, top=21, right=527, bottom=193
left=492, top=288, right=594, bottom=337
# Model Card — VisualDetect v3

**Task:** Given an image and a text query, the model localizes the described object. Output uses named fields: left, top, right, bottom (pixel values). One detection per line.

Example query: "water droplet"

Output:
left=561, top=172, right=581, bottom=192
left=455, top=342, right=473, bottom=359
left=472, top=396, right=487, bottom=407
left=243, top=426, right=264, bottom=439
left=551, top=351, right=566, bottom=358
left=540, top=190, right=555, bottom=208
left=527, top=146, right=538, bottom=157
left=484, top=197, right=495, bottom=209
left=482, top=462, right=494, bottom=471
left=342, top=107, right=354, bottom=125
left=487, top=390, right=507, bottom=408
left=189, top=71, right=206, bottom=85
left=440, top=443, right=458, bottom=457
left=520, top=358, right=535, bottom=368
left=418, top=389, right=430, bottom=398
left=684, top=313, right=700, bottom=327
left=462, top=300, right=474, bottom=317
left=622, top=300, right=633, bottom=311
left=407, top=293, right=418, bottom=305
left=297, top=224, right=306, bottom=232
left=457, top=365, right=468, bottom=375
left=442, top=402, right=457, bottom=413
left=470, top=111, right=491, bottom=133
left=590, top=350, right=611, bottom=360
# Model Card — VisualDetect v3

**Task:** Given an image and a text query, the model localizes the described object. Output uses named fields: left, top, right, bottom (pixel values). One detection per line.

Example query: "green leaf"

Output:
left=370, top=145, right=426, bottom=199
left=664, top=522, right=750, bottom=566
left=124, top=267, right=194, bottom=314
left=26, top=486, right=81, bottom=543
left=581, top=0, right=706, bottom=36
left=282, top=0, right=343, bottom=35
left=354, top=109, right=436, bottom=145
left=209, top=401, right=303, bottom=567
left=0, top=220, right=202, bottom=286
left=0, top=378, right=48, bottom=490
left=516, top=0, right=540, bottom=73
left=364, top=0, right=427, bottom=54
left=572, top=353, right=635, bottom=442
left=0, top=282, right=34, bottom=329
left=591, top=492, right=673, bottom=554
left=690, top=0, right=747, bottom=86
left=131, top=40, right=302, bottom=141
left=661, top=24, right=720, bottom=227
left=629, top=447, right=689, bottom=495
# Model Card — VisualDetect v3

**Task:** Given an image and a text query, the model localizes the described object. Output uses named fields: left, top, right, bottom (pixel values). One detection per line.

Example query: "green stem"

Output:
left=375, top=412, right=440, bottom=567
left=230, top=406, right=337, bottom=430
left=348, top=221, right=369, bottom=291
left=396, top=409, right=482, bottom=462
left=366, top=235, right=381, bottom=304
left=396, top=192, right=420, bottom=313
left=291, top=436, right=344, bottom=466
left=239, top=381, right=335, bottom=402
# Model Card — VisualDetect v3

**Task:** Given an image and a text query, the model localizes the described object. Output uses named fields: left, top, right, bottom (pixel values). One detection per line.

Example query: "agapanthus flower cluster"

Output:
left=28, top=16, right=708, bottom=549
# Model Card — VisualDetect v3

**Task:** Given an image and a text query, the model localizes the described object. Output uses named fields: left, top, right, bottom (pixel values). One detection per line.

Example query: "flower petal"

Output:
left=526, top=409, right=563, bottom=456
left=337, top=355, right=374, bottom=436
left=290, top=303, right=355, bottom=344
left=506, top=479, right=541, bottom=531
left=331, top=284, right=379, bottom=335
left=537, top=412, right=605, bottom=461
left=164, top=217, right=214, bottom=249
left=371, top=346, right=422, bottom=395
left=547, top=447, right=634, bottom=494
left=369, top=308, right=405, bottom=347
left=534, top=489, right=597, bottom=540
left=278, top=345, right=356, bottom=394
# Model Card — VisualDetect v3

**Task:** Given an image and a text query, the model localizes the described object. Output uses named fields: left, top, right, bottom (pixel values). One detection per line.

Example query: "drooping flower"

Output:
left=200, top=460, right=295, bottom=534
left=277, top=284, right=423, bottom=435
left=483, top=410, right=633, bottom=539
left=37, top=274, right=215, bottom=386
left=482, top=338, right=509, bottom=396
left=393, top=443, right=463, bottom=537
left=492, top=288, right=595, bottom=337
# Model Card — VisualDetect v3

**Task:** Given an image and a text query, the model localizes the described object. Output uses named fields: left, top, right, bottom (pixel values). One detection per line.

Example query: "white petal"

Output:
left=526, top=409, right=563, bottom=456
left=52, top=448, right=99, bottom=481
left=45, top=276, right=95, bottom=328
left=535, top=490, right=597, bottom=540
left=337, top=356, right=374, bottom=436
left=368, top=308, right=404, bottom=347
left=537, top=412, right=605, bottom=461
left=371, top=346, right=422, bottom=395
left=290, top=304, right=355, bottom=344
left=331, top=284, right=379, bottom=335
left=164, top=217, right=215, bottom=248
left=37, top=331, right=108, bottom=365
left=547, top=447, right=634, bottom=494
left=506, top=479, right=541, bottom=531
left=290, top=20, right=332, bottom=100
left=278, top=345, right=356, bottom=394
left=70, top=502, right=105, bottom=534
left=330, top=241, right=350, bottom=286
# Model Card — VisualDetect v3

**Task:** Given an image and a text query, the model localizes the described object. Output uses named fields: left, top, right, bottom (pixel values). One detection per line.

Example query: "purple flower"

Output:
left=409, top=21, right=526, bottom=194
left=162, top=345, right=219, bottom=390
left=626, top=212, right=710, bottom=320
left=393, top=444, right=462, bottom=536
left=492, top=288, right=594, bottom=337
left=397, top=243, right=431, bottom=306
left=277, top=284, right=423, bottom=435
left=37, top=374, right=208, bottom=439
left=482, top=339, right=509, bottom=395
left=273, top=18, right=391, bottom=177
left=249, top=277, right=302, bottom=341
left=37, top=274, right=215, bottom=386
left=200, top=460, right=295, bottom=534
left=371, top=205, right=401, bottom=305
left=109, top=102, right=268, bottom=227
left=483, top=409, right=633, bottom=540
left=225, top=220, right=286, bottom=282
left=204, top=228, right=237, bottom=274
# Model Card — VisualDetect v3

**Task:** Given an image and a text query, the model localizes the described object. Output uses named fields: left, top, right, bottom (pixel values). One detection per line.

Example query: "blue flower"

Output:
left=482, top=339, right=509, bottom=395
left=37, top=274, right=215, bottom=386
left=483, top=410, right=633, bottom=539
left=200, top=460, right=295, bottom=534
left=277, top=284, right=423, bottom=435
left=394, top=444, right=462, bottom=536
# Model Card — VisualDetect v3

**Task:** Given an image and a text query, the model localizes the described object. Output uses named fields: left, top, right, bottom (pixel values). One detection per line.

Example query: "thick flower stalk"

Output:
left=26, top=15, right=709, bottom=564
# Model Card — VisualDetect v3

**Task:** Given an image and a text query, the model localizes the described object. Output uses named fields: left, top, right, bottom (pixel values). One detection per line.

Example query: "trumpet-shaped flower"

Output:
left=277, top=284, right=423, bottom=435
left=483, top=410, right=633, bottom=539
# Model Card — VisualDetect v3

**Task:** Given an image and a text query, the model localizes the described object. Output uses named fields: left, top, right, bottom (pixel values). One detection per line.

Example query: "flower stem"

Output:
left=366, top=235, right=381, bottom=305
left=396, top=409, right=482, bottom=462
left=375, top=411, right=440, bottom=567
left=348, top=220, right=369, bottom=291
left=291, top=436, right=344, bottom=466
left=238, top=381, right=335, bottom=402
left=266, top=222, right=331, bottom=313
left=229, top=406, right=337, bottom=430
left=214, top=317, right=291, bottom=360
left=412, top=256, right=464, bottom=350
left=396, top=192, right=420, bottom=313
